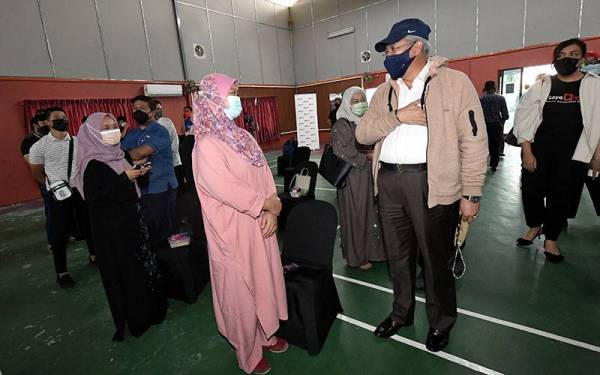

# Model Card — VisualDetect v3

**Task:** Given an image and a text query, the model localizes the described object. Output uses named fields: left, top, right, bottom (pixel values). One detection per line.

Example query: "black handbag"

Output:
left=504, top=128, right=520, bottom=147
left=318, top=144, right=352, bottom=188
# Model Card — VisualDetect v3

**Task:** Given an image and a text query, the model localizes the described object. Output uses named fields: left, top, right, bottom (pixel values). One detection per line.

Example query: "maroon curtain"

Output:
left=22, top=98, right=134, bottom=135
left=234, top=96, right=280, bottom=144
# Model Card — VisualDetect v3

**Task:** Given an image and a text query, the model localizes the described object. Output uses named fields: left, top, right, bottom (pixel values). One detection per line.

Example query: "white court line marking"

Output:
left=333, top=274, right=600, bottom=354
left=337, top=313, right=504, bottom=375
left=275, top=184, right=336, bottom=192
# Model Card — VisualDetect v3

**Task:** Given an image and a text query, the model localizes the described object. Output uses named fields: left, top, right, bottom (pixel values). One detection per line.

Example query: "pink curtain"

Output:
left=235, top=96, right=280, bottom=144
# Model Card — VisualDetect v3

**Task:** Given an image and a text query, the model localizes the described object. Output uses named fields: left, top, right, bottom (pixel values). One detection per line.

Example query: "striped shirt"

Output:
left=29, top=132, right=77, bottom=189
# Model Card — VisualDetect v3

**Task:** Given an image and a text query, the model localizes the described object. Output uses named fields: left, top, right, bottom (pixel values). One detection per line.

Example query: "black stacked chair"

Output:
left=278, top=160, right=318, bottom=229
left=277, top=200, right=343, bottom=355
left=282, top=146, right=311, bottom=180
left=157, top=178, right=210, bottom=304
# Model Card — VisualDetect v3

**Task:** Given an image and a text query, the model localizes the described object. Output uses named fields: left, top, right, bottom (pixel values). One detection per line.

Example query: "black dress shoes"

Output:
left=426, top=329, right=450, bottom=352
left=373, top=317, right=412, bottom=338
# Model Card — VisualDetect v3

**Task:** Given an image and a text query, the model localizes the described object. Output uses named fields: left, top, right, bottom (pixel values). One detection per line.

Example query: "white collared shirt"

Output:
left=379, top=61, right=431, bottom=164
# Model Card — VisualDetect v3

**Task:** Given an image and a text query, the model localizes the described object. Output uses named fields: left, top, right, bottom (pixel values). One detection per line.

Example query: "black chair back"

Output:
left=292, top=146, right=311, bottom=166
left=282, top=200, right=338, bottom=268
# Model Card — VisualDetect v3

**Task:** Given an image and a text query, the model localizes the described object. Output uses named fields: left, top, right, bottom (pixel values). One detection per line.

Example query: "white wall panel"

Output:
left=0, top=0, right=53, bottom=77
left=278, top=28, right=296, bottom=84
left=525, top=0, right=580, bottom=46
left=293, top=26, right=317, bottom=82
left=97, top=0, right=152, bottom=80
left=177, top=3, right=215, bottom=81
left=210, top=13, right=240, bottom=79
left=258, top=25, right=281, bottom=83
left=143, top=0, right=185, bottom=80
left=436, top=0, right=477, bottom=58
left=236, top=19, right=263, bottom=83
left=478, top=0, right=524, bottom=53
left=40, top=0, right=107, bottom=78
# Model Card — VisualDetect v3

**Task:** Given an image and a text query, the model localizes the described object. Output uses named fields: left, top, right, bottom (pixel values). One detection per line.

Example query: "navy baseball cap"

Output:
left=375, top=18, right=432, bottom=53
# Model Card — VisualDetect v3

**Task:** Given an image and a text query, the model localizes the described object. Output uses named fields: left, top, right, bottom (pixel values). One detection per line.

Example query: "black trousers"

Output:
left=141, top=188, right=177, bottom=251
left=521, top=157, right=588, bottom=241
left=378, top=168, right=459, bottom=332
left=40, top=185, right=53, bottom=243
left=47, top=189, right=95, bottom=274
left=486, top=122, right=503, bottom=169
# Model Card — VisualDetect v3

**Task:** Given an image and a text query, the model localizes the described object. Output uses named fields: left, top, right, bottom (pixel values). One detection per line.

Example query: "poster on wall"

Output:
left=294, top=93, right=320, bottom=150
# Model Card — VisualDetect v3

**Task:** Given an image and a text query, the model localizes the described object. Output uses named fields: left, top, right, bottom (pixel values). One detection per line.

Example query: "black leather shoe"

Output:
left=373, top=317, right=412, bottom=338
left=56, top=274, right=76, bottom=289
left=426, top=329, right=449, bottom=352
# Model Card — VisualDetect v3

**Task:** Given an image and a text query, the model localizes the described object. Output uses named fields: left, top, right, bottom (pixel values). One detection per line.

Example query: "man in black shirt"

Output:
left=480, top=81, right=509, bottom=171
left=21, top=111, right=50, bottom=161
left=21, top=110, right=53, bottom=251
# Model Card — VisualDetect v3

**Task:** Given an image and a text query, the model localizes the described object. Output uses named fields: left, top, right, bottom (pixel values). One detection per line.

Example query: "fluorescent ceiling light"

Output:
left=266, top=0, right=298, bottom=7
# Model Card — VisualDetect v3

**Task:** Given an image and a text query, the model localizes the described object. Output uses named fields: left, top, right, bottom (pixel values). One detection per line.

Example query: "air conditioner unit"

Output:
left=144, top=84, right=183, bottom=97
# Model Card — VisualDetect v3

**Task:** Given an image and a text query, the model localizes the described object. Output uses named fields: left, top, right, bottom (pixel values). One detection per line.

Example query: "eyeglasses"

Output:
left=382, top=42, right=415, bottom=57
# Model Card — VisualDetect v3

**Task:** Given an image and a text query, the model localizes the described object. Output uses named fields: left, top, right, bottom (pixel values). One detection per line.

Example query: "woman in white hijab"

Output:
left=331, top=86, right=386, bottom=269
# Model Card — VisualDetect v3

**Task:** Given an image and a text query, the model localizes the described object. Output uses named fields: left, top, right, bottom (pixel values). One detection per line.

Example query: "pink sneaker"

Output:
left=252, top=358, right=271, bottom=375
left=266, top=337, right=289, bottom=354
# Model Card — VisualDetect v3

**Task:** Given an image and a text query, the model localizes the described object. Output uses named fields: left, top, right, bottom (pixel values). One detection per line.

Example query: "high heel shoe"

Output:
left=516, top=227, right=543, bottom=247
left=542, top=241, right=564, bottom=263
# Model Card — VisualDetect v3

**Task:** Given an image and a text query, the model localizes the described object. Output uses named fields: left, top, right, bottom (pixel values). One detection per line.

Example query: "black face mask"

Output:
left=52, top=119, right=69, bottom=132
left=38, top=125, right=50, bottom=135
left=133, top=110, right=150, bottom=125
left=553, top=57, right=580, bottom=76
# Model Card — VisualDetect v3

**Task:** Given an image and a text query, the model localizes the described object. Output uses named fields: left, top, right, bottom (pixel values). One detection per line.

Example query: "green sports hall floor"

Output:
left=1, top=147, right=599, bottom=375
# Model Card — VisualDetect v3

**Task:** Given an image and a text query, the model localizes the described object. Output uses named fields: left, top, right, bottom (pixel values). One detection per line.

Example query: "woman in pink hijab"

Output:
left=191, top=73, right=288, bottom=375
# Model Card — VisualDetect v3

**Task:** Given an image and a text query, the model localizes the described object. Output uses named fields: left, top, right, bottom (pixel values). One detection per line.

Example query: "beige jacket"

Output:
left=513, top=72, right=600, bottom=163
left=355, top=56, right=488, bottom=208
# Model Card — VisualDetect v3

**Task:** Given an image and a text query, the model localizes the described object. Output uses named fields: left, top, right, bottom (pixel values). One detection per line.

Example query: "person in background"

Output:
left=28, top=107, right=96, bottom=288
left=514, top=38, right=600, bottom=262
left=154, top=100, right=183, bottom=184
left=21, top=110, right=53, bottom=250
left=74, top=112, right=167, bottom=342
left=121, top=96, right=178, bottom=251
left=183, top=105, right=194, bottom=135
left=356, top=18, right=488, bottom=352
left=21, top=110, right=50, bottom=163
left=191, top=73, right=287, bottom=375
left=327, top=97, right=342, bottom=127
left=244, top=113, right=258, bottom=139
left=581, top=51, right=600, bottom=75
left=116, top=115, right=128, bottom=135
left=331, top=86, right=385, bottom=270
left=480, top=80, right=509, bottom=172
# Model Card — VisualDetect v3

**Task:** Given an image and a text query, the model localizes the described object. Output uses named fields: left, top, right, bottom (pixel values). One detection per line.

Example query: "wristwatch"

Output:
left=462, top=195, right=482, bottom=203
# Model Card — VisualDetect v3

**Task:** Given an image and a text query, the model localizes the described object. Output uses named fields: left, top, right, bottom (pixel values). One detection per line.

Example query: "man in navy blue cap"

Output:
left=356, top=18, right=488, bottom=352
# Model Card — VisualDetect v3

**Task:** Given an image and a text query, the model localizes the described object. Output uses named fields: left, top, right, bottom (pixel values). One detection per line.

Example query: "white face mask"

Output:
left=87, top=124, right=120, bottom=146
left=100, top=129, right=121, bottom=146
left=223, top=96, right=243, bottom=120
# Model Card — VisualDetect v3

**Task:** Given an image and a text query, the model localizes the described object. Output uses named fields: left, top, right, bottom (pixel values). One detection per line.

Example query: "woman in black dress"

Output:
left=74, top=112, right=168, bottom=341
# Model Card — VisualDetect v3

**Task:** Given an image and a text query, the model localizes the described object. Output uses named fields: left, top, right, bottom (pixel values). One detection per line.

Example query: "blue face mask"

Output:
left=223, top=96, right=243, bottom=120
left=384, top=44, right=415, bottom=80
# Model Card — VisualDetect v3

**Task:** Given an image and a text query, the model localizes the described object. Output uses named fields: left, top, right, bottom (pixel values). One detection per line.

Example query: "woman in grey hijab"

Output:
left=331, top=86, right=386, bottom=269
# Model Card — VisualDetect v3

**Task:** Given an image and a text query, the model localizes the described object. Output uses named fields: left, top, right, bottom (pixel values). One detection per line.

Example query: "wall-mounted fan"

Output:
left=361, top=50, right=372, bottom=63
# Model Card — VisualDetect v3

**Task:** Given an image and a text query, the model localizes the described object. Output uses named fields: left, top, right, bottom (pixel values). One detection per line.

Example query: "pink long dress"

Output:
left=192, top=134, right=288, bottom=374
